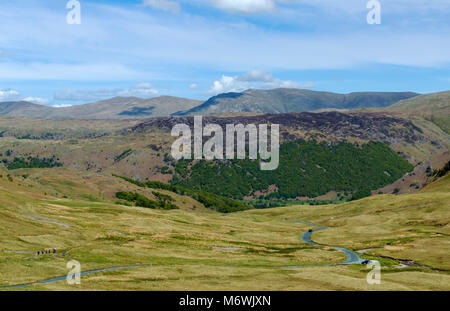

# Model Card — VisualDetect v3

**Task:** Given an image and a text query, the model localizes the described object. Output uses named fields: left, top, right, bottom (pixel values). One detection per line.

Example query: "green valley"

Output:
left=0, top=166, right=448, bottom=290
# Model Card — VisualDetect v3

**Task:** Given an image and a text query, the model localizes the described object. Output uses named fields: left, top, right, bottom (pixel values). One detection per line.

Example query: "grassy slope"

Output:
left=384, top=90, right=450, bottom=134
left=0, top=168, right=449, bottom=291
left=251, top=174, right=450, bottom=270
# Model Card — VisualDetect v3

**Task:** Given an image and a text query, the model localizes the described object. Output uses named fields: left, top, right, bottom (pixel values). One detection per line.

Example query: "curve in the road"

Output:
left=289, top=221, right=363, bottom=267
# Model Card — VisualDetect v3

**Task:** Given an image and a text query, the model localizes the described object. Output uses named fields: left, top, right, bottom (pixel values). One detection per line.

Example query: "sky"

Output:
left=0, top=0, right=449, bottom=107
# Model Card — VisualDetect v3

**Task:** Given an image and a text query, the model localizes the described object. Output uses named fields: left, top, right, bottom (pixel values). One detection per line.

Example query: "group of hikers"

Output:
left=36, top=248, right=56, bottom=255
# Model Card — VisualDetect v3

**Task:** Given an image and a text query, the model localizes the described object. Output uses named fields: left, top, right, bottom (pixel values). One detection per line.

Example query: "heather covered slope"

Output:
left=131, top=111, right=450, bottom=166
left=0, top=109, right=448, bottom=199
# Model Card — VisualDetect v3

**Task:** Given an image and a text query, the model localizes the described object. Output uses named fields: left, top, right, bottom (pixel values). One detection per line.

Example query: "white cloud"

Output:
left=142, top=0, right=181, bottom=13
left=213, top=0, right=276, bottom=14
left=0, top=88, right=21, bottom=101
left=22, top=96, right=50, bottom=105
left=210, top=76, right=237, bottom=94
left=54, top=83, right=159, bottom=101
left=189, top=83, right=198, bottom=90
left=209, top=70, right=309, bottom=94
left=0, top=88, right=51, bottom=105
left=52, top=103, right=73, bottom=108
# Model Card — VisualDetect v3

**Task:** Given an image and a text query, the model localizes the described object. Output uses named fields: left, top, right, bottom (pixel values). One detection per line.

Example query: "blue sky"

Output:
left=0, top=0, right=449, bottom=107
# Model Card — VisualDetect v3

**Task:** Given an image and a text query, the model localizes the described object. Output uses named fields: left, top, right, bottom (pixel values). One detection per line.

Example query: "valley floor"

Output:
left=0, top=169, right=449, bottom=291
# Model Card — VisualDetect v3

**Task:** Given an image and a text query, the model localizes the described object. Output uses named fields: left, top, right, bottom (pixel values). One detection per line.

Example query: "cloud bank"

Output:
left=0, top=88, right=49, bottom=105
left=209, top=70, right=314, bottom=94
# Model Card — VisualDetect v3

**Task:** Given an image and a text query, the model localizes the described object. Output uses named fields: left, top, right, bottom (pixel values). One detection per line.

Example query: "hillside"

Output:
left=383, top=90, right=450, bottom=134
left=175, top=88, right=418, bottom=116
left=170, top=141, right=414, bottom=200
left=132, top=111, right=450, bottom=165
left=0, top=110, right=448, bottom=202
left=0, top=96, right=202, bottom=120
left=58, top=96, right=202, bottom=119
left=0, top=101, right=55, bottom=118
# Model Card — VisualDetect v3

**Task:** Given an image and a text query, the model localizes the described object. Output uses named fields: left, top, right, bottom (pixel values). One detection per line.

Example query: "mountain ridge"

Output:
left=174, top=88, right=419, bottom=116
left=0, top=88, right=421, bottom=120
left=0, top=96, right=202, bottom=120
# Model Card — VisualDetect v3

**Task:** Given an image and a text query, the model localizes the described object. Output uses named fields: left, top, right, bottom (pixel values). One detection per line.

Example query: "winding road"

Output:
left=1, top=221, right=364, bottom=288
left=2, top=266, right=141, bottom=289
left=292, top=221, right=363, bottom=265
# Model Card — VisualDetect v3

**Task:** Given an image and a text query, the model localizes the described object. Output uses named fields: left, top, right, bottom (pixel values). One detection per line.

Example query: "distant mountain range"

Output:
left=0, top=96, right=202, bottom=120
left=0, top=88, right=420, bottom=119
left=174, top=88, right=419, bottom=116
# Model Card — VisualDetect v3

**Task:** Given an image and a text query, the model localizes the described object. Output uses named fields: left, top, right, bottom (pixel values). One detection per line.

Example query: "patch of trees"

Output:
left=170, top=141, right=413, bottom=200
left=3, top=156, right=63, bottom=170
left=114, top=149, right=133, bottom=163
left=113, top=174, right=251, bottom=213
left=351, top=189, right=372, bottom=201
left=152, top=191, right=174, bottom=202
left=433, top=161, right=450, bottom=178
left=246, top=198, right=346, bottom=209
left=16, top=133, right=65, bottom=140
left=161, top=166, right=173, bottom=175
left=115, top=191, right=179, bottom=210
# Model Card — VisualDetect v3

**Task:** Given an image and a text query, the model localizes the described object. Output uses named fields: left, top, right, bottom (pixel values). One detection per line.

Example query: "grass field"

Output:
left=0, top=167, right=448, bottom=291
